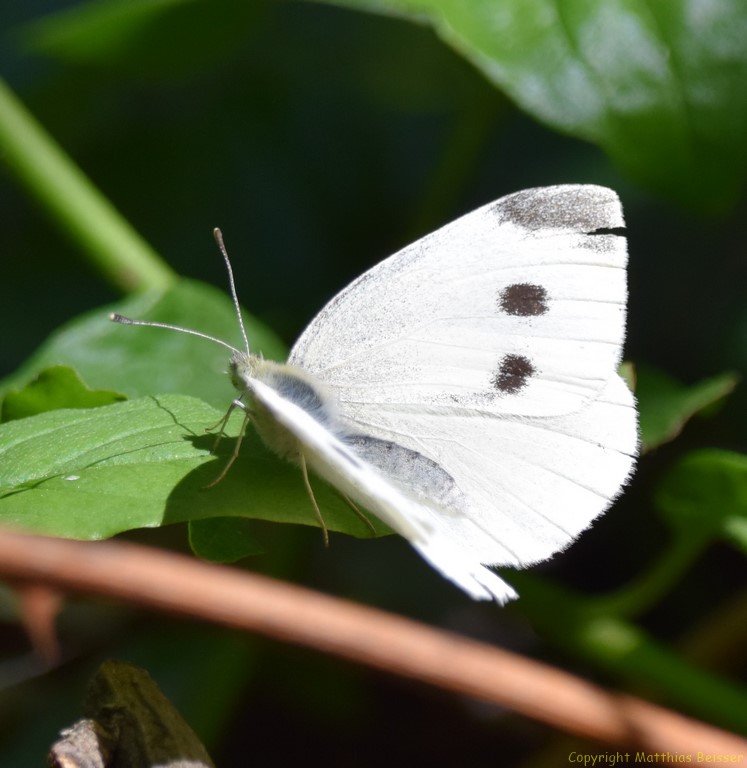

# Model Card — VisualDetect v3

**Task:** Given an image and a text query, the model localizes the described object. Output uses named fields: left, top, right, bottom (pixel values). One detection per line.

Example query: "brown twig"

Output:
left=0, top=529, right=744, bottom=755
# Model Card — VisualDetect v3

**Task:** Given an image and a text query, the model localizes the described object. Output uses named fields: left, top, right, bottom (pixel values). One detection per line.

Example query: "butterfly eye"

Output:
left=491, top=353, right=536, bottom=395
left=498, top=283, right=549, bottom=317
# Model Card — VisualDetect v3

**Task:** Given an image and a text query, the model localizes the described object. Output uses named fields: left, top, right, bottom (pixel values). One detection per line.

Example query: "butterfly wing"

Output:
left=337, top=374, right=637, bottom=567
left=288, top=185, right=637, bottom=571
left=290, top=185, right=627, bottom=418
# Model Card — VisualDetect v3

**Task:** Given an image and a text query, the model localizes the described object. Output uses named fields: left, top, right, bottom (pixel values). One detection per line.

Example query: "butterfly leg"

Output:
left=298, top=451, right=329, bottom=547
left=205, top=398, right=245, bottom=452
left=205, top=400, right=252, bottom=488
left=340, top=494, right=377, bottom=537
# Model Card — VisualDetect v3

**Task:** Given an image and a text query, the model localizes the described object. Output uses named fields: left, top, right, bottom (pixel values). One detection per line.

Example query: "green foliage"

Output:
left=1, top=365, right=126, bottom=422
left=0, top=280, right=286, bottom=410
left=657, top=449, right=747, bottom=553
left=0, top=279, right=372, bottom=555
left=637, top=366, right=738, bottom=450
left=23, top=0, right=263, bottom=78
left=326, top=0, right=747, bottom=212
left=0, top=394, right=374, bottom=540
left=0, top=0, right=745, bottom=762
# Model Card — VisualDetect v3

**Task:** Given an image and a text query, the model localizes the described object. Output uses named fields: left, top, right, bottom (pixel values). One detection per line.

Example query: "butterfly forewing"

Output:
left=290, top=185, right=627, bottom=418
left=288, top=185, right=637, bottom=568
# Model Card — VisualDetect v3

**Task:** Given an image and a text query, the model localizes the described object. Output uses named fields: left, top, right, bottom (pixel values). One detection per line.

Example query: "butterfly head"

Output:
left=228, top=349, right=263, bottom=393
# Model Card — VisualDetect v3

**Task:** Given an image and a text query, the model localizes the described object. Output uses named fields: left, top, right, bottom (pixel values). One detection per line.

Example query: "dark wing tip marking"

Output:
left=491, top=354, right=536, bottom=394
left=495, top=186, right=622, bottom=233
left=498, top=283, right=549, bottom=317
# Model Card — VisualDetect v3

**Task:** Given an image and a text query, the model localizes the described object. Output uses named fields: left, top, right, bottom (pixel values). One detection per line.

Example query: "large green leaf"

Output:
left=0, top=279, right=383, bottom=555
left=23, top=0, right=747, bottom=209
left=0, top=396, right=375, bottom=541
left=325, top=0, right=747, bottom=211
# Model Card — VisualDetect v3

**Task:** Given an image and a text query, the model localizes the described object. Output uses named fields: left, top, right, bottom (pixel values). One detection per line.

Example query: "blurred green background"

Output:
left=1, top=0, right=746, bottom=764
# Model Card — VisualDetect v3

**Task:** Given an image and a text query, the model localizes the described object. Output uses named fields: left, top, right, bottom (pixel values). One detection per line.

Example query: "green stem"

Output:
left=0, top=77, right=174, bottom=293
left=512, top=576, right=747, bottom=733
left=577, top=615, right=747, bottom=733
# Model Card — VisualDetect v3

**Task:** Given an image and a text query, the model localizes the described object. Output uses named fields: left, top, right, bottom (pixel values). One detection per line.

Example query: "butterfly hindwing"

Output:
left=340, top=374, right=637, bottom=566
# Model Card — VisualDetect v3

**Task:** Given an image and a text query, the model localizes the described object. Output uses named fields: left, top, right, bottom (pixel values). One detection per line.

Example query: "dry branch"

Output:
left=0, top=529, right=744, bottom=755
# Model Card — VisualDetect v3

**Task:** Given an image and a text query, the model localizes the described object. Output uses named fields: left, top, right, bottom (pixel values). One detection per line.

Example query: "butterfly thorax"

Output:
left=229, top=354, right=340, bottom=462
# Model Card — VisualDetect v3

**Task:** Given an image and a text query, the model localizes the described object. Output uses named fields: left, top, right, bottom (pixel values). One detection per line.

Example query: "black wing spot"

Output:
left=498, top=283, right=549, bottom=316
left=491, top=354, right=535, bottom=394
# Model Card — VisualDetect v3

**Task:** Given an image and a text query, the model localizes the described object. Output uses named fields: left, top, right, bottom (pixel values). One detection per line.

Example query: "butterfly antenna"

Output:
left=109, top=314, right=241, bottom=355
left=213, top=228, right=251, bottom=355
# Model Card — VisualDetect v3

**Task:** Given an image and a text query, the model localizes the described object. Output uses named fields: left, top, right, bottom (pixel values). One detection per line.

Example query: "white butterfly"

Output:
left=113, top=185, right=638, bottom=603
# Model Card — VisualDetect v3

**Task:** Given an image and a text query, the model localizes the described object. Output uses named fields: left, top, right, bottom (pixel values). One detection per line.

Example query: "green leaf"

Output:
left=0, top=281, right=379, bottom=554
left=326, top=0, right=747, bottom=212
left=189, top=517, right=265, bottom=562
left=1, top=365, right=126, bottom=423
left=636, top=366, right=737, bottom=450
left=0, top=396, right=377, bottom=541
left=655, top=449, right=747, bottom=552
left=0, top=279, right=287, bottom=412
